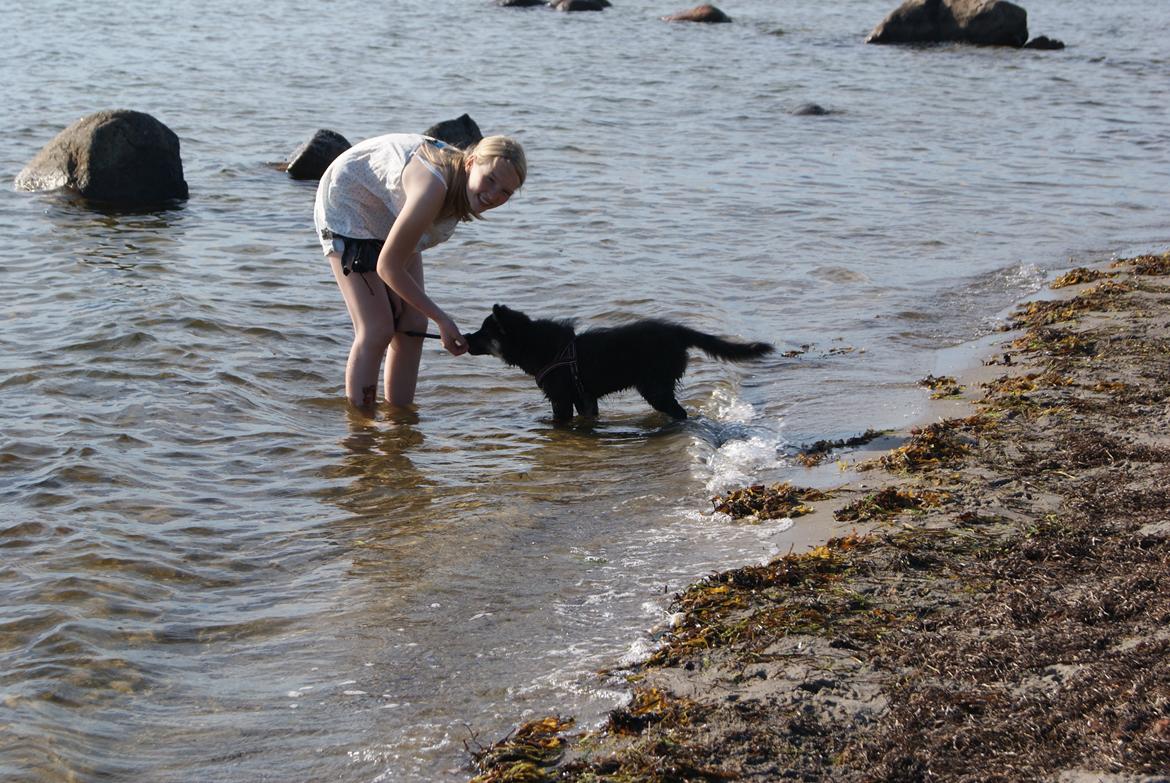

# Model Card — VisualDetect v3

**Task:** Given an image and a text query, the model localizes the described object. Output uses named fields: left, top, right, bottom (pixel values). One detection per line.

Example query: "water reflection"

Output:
left=325, top=410, right=432, bottom=518
left=30, top=191, right=189, bottom=273
left=34, top=189, right=188, bottom=221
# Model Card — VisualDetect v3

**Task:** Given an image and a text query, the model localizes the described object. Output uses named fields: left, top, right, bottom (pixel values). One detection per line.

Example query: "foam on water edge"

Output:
left=697, top=387, right=791, bottom=495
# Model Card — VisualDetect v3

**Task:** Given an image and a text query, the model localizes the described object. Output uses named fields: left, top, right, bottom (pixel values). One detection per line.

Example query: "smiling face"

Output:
left=465, top=155, right=521, bottom=214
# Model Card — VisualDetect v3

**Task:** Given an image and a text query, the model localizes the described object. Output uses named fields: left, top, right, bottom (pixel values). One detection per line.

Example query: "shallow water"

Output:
left=0, top=0, right=1167, bottom=780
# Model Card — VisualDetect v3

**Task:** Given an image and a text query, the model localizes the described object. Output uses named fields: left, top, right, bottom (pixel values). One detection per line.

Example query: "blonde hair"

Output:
left=419, top=135, right=527, bottom=222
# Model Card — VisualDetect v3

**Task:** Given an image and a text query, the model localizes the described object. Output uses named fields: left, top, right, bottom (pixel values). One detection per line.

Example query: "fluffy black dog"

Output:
left=464, top=304, right=774, bottom=420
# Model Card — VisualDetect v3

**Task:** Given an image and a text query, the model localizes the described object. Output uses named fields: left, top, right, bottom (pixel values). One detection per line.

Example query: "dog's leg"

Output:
left=551, top=396, right=574, bottom=421
left=574, top=396, right=599, bottom=418
left=637, top=384, right=688, bottom=420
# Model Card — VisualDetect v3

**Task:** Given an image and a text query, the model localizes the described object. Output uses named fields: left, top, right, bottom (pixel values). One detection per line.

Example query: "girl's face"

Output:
left=465, top=156, right=520, bottom=214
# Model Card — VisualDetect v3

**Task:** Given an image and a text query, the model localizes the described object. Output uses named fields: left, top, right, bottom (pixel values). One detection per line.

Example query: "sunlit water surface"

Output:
left=0, top=0, right=1167, bottom=780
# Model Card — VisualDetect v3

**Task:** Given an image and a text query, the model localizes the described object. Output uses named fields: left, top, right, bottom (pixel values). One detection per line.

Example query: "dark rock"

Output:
left=497, top=0, right=545, bottom=5
left=15, top=109, right=188, bottom=205
left=663, top=4, right=732, bottom=23
left=1024, top=34, right=1065, bottom=49
left=866, top=0, right=1028, bottom=48
left=285, top=129, right=351, bottom=181
left=793, top=103, right=830, bottom=116
left=551, top=0, right=608, bottom=12
left=422, top=114, right=483, bottom=150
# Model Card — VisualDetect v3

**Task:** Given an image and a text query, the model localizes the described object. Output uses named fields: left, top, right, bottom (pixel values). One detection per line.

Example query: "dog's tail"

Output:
left=680, top=327, right=774, bottom=362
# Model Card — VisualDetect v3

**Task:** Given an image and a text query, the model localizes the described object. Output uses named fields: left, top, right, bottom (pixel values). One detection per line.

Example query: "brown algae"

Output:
left=711, top=482, right=830, bottom=522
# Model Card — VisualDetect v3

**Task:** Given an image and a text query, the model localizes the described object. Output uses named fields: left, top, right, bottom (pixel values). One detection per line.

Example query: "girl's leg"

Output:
left=328, top=252, right=396, bottom=409
left=384, top=252, right=427, bottom=406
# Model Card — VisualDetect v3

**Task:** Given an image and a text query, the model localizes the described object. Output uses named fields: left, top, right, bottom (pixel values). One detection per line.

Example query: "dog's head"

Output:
left=464, top=304, right=530, bottom=358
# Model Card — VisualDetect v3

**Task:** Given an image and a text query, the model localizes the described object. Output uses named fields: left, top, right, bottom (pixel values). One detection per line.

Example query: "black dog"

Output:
left=464, top=304, right=774, bottom=420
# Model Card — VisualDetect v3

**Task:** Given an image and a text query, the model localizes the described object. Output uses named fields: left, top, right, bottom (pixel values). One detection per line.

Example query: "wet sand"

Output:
left=467, top=252, right=1170, bottom=782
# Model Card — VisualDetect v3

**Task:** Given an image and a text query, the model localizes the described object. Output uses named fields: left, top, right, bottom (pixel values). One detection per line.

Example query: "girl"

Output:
left=314, top=133, right=527, bottom=409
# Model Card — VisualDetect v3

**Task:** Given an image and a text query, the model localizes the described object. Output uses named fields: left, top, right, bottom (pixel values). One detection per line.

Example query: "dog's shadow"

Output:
left=536, top=413, right=691, bottom=441
left=533, top=410, right=763, bottom=452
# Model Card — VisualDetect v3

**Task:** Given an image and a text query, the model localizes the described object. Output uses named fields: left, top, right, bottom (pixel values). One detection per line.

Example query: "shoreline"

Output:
left=467, top=251, right=1170, bottom=782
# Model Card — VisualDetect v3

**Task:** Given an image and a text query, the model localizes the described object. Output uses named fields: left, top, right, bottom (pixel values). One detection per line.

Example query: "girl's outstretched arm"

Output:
left=375, top=157, right=466, bottom=355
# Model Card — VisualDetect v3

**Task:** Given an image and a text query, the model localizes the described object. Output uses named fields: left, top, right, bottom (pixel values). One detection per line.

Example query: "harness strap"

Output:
left=535, top=339, right=589, bottom=405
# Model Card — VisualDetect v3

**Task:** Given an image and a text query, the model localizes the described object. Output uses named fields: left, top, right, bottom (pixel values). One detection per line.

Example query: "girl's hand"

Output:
left=438, top=317, right=468, bottom=356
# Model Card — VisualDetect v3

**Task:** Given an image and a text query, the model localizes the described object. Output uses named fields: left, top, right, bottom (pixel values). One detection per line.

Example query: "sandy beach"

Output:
left=467, top=251, right=1170, bottom=782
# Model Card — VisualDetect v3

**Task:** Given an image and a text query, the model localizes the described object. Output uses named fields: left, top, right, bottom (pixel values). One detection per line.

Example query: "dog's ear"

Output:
left=491, top=304, right=509, bottom=334
left=495, top=304, right=530, bottom=323
left=492, top=304, right=528, bottom=326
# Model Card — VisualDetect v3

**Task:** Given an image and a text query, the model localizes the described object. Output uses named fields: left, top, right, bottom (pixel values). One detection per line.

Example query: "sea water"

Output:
left=0, top=0, right=1167, bottom=780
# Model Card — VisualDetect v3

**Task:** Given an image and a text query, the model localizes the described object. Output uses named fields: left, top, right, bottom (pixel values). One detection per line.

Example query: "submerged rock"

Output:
left=866, top=0, right=1029, bottom=48
left=422, top=114, right=484, bottom=149
left=15, top=109, right=188, bottom=205
left=284, top=129, right=351, bottom=180
left=551, top=0, right=609, bottom=12
left=793, top=103, right=831, bottom=116
left=1024, top=34, right=1065, bottom=50
left=663, top=4, right=732, bottom=23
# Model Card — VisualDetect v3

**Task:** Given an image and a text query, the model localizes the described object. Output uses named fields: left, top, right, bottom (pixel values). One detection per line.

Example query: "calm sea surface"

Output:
left=1, top=0, right=1167, bottom=779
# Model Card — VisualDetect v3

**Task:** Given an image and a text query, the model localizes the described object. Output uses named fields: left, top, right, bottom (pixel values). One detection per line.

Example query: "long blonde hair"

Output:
left=419, top=135, right=527, bottom=222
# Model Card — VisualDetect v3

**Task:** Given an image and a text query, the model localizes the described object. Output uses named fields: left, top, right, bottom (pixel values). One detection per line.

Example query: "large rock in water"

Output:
left=422, top=114, right=484, bottom=149
left=866, top=0, right=1028, bottom=47
left=663, top=4, right=732, bottom=23
left=15, top=110, right=188, bottom=204
left=284, top=129, right=351, bottom=180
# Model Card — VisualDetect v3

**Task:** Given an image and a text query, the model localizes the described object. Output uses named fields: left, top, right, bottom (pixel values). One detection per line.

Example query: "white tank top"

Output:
left=313, top=133, right=459, bottom=255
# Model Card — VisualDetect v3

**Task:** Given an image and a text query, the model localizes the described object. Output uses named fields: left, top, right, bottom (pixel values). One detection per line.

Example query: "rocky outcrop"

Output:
left=422, top=114, right=483, bottom=149
left=284, top=129, right=351, bottom=180
left=496, top=0, right=546, bottom=6
left=15, top=109, right=188, bottom=204
left=866, top=0, right=1028, bottom=47
left=663, top=4, right=732, bottom=23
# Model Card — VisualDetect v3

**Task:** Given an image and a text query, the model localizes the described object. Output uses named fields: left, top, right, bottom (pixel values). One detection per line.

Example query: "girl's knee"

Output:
left=354, top=322, right=396, bottom=352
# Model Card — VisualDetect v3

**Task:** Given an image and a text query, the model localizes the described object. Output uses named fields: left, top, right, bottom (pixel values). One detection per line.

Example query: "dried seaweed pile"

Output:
left=833, top=485, right=947, bottom=522
left=466, top=252, right=1170, bottom=783
left=467, top=717, right=575, bottom=783
left=643, top=534, right=882, bottom=667
left=846, top=252, right=1170, bottom=779
left=710, top=482, right=829, bottom=521
left=795, top=428, right=886, bottom=467
left=858, top=416, right=979, bottom=473
left=918, top=373, right=963, bottom=398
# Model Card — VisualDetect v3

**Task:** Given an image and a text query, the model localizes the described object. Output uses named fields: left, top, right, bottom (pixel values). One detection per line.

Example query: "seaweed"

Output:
left=918, top=374, right=963, bottom=399
left=644, top=534, right=879, bottom=666
left=834, top=485, right=948, bottom=522
left=1007, top=279, right=1134, bottom=330
left=795, top=428, right=887, bottom=467
left=1011, top=326, right=1098, bottom=358
left=468, top=716, right=576, bottom=783
left=1113, top=251, right=1170, bottom=276
left=607, top=687, right=701, bottom=736
left=858, top=418, right=977, bottom=473
left=978, top=372, right=1076, bottom=419
left=1050, top=267, right=1112, bottom=289
left=711, top=482, right=829, bottom=522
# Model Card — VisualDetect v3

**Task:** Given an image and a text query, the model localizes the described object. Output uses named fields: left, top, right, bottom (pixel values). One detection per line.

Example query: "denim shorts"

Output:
left=320, top=229, right=383, bottom=276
